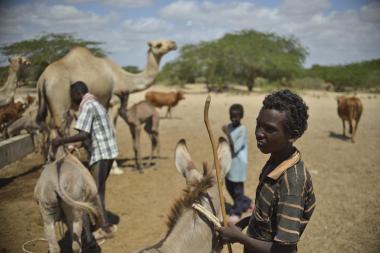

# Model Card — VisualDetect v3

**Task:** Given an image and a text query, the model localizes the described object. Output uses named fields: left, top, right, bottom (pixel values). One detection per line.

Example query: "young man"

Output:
left=222, top=104, right=252, bottom=224
left=52, top=81, right=118, bottom=241
left=216, top=89, right=316, bottom=253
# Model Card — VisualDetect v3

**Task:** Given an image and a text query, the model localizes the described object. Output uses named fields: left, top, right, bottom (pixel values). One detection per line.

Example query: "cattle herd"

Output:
left=0, top=53, right=365, bottom=253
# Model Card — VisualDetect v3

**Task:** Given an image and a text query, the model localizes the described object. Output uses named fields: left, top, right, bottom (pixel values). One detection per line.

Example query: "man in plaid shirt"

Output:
left=52, top=81, right=118, bottom=244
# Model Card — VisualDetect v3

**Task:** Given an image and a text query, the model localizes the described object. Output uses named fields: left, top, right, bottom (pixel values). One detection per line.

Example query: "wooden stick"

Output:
left=204, top=95, right=233, bottom=253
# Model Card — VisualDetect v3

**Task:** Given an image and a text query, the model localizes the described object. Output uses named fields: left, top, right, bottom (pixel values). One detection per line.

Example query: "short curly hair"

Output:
left=229, top=104, right=244, bottom=118
left=262, top=89, right=309, bottom=138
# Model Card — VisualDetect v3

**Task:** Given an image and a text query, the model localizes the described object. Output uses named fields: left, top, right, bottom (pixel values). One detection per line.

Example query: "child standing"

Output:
left=222, top=104, right=253, bottom=224
left=216, top=90, right=316, bottom=253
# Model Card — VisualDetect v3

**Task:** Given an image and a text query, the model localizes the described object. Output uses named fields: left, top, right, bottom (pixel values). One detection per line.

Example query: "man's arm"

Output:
left=52, top=130, right=90, bottom=151
left=216, top=224, right=296, bottom=253
left=222, top=125, right=235, bottom=155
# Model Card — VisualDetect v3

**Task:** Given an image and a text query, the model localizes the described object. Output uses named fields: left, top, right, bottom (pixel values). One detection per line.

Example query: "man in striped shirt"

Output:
left=216, top=89, right=316, bottom=253
left=52, top=81, right=118, bottom=243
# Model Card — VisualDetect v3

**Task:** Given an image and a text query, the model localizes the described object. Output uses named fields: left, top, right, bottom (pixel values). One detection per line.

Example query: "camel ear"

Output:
left=217, top=137, right=232, bottom=177
left=175, top=139, right=202, bottom=183
left=147, top=41, right=153, bottom=48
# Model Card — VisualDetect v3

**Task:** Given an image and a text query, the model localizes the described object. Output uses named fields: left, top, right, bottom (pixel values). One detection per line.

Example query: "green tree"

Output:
left=159, top=29, right=308, bottom=91
left=1, top=33, right=106, bottom=85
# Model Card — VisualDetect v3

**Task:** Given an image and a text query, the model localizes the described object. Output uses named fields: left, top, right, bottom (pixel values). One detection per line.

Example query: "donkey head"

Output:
left=175, top=137, right=231, bottom=186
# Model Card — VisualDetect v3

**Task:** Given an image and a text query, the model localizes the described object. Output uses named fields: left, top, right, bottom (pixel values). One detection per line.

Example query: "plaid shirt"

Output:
left=75, top=94, right=118, bottom=166
left=247, top=151, right=316, bottom=245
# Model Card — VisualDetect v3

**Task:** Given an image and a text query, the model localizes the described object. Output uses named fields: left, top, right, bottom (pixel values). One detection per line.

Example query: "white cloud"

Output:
left=0, top=0, right=379, bottom=68
left=64, top=0, right=155, bottom=8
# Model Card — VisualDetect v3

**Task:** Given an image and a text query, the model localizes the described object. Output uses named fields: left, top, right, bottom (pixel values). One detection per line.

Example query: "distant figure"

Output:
left=222, top=103, right=252, bottom=224
left=337, top=96, right=363, bottom=143
left=145, top=90, right=185, bottom=118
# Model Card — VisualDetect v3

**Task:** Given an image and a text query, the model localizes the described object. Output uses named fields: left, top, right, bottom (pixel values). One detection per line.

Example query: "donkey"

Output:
left=34, top=141, right=105, bottom=253
left=117, top=92, right=160, bottom=173
left=133, top=137, right=232, bottom=253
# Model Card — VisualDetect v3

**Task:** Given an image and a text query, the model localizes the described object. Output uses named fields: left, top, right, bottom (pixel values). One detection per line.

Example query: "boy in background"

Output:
left=222, top=104, right=253, bottom=224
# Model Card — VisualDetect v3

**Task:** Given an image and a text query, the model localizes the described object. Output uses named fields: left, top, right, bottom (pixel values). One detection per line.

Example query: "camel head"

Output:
left=147, top=40, right=177, bottom=58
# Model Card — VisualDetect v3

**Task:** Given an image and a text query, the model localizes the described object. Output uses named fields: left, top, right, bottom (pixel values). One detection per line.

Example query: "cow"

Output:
left=145, top=90, right=185, bottom=118
left=34, top=143, right=105, bottom=253
left=337, top=96, right=363, bottom=143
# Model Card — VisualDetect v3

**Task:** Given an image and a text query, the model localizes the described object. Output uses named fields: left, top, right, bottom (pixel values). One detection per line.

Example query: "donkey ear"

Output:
left=217, top=137, right=232, bottom=176
left=175, top=139, right=194, bottom=177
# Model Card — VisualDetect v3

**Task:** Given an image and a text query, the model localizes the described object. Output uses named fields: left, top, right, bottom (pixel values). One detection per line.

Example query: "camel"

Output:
left=116, top=92, right=160, bottom=173
left=0, top=56, right=30, bottom=107
left=36, top=40, right=177, bottom=135
left=132, top=137, right=232, bottom=253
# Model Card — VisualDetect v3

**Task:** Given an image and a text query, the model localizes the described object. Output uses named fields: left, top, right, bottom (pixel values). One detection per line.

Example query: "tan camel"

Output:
left=36, top=40, right=177, bottom=135
left=0, top=56, right=30, bottom=107
left=116, top=92, right=160, bottom=173
left=133, top=138, right=231, bottom=253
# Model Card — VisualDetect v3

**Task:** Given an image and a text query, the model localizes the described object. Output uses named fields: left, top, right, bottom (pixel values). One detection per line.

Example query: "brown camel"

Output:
left=36, top=40, right=177, bottom=135
left=117, top=92, right=160, bottom=173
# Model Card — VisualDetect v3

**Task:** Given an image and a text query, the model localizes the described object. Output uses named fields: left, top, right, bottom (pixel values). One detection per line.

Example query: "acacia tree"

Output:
left=1, top=33, right=106, bottom=85
left=159, top=29, right=308, bottom=91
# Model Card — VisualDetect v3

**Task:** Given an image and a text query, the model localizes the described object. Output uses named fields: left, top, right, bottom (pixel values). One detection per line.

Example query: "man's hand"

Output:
left=215, top=222, right=243, bottom=244
left=51, top=137, right=62, bottom=154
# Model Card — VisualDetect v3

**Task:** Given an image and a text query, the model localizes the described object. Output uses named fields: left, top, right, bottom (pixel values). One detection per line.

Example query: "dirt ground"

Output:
left=0, top=85, right=379, bottom=253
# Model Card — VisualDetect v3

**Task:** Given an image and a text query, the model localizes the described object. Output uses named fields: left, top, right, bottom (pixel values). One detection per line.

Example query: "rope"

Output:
left=21, top=237, right=106, bottom=253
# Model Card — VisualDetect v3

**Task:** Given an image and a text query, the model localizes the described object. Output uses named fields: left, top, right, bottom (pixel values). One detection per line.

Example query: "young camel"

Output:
left=133, top=137, right=232, bottom=253
left=116, top=92, right=160, bottom=173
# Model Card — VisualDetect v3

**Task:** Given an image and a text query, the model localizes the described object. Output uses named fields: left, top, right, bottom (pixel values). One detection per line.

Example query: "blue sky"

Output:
left=0, top=0, right=379, bottom=69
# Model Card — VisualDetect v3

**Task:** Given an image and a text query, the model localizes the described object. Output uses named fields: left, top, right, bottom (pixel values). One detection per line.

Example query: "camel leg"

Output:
left=167, top=106, right=172, bottom=118
left=351, top=120, right=357, bottom=143
left=129, top=125, right=143, bottom=173
left=71, top=212, right=83, bottom=253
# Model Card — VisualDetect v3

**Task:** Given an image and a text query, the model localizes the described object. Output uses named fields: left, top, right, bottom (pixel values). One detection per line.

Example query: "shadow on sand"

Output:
left=328, top=131, right=351, bottom=141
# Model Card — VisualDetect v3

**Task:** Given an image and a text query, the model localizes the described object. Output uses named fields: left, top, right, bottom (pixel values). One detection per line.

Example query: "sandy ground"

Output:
left=0, top=85, right=379, bottom=253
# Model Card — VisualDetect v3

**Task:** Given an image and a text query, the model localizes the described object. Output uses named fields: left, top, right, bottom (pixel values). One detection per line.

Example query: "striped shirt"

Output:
left=75, top=93, right=118, bottom=166
left=247, top=150, right=316, bottom=245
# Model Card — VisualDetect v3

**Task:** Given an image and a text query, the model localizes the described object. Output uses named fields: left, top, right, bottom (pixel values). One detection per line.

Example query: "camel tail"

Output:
left=36, top=78, right=48, bottom=124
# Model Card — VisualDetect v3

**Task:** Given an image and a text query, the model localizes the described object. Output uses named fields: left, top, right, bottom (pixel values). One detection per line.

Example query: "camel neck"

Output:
left=0, top=70, right=17, bottom=106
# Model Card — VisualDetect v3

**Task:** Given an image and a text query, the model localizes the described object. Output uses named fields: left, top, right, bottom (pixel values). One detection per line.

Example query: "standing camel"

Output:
left=133, top=138, right=232, bottom=253
left=0, top=56, right=30, bottom=107
left=36, top=40, right=177, bottom=135
left=116, top=92, right=160, bottom=173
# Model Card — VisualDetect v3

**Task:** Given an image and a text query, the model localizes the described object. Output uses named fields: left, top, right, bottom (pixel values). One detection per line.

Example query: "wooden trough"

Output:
left=0, top=134, right=35, bottom=168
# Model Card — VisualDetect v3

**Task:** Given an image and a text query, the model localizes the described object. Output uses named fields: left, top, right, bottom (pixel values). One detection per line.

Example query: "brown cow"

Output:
left=145, top=90, right=185, bottom=118
left=337, top=96, right=363, bottom=142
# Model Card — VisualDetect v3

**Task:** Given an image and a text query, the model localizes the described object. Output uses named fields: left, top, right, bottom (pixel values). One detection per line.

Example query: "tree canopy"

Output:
left=158, top=29, right=308, bottom=91
left=0, top=33, right=106, bottom=85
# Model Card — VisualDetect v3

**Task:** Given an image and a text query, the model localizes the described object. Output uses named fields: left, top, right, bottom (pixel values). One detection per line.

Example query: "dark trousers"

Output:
left=90, top=159, right=114, bottom=227
left=82, top=159, right=113, bottom=249
left=225, top=178, right=252, bottom=217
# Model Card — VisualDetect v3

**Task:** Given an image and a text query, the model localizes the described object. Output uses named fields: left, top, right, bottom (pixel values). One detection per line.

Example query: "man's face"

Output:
left=230, top=110, right=242, bottom=127
left=255, top=108, right=290, bottom=154
left=71, top=90, right=83, bottom=105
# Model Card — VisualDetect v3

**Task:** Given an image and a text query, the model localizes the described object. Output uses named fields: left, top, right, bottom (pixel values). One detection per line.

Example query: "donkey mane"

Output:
left=165, top=162, right=215, bottom=236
